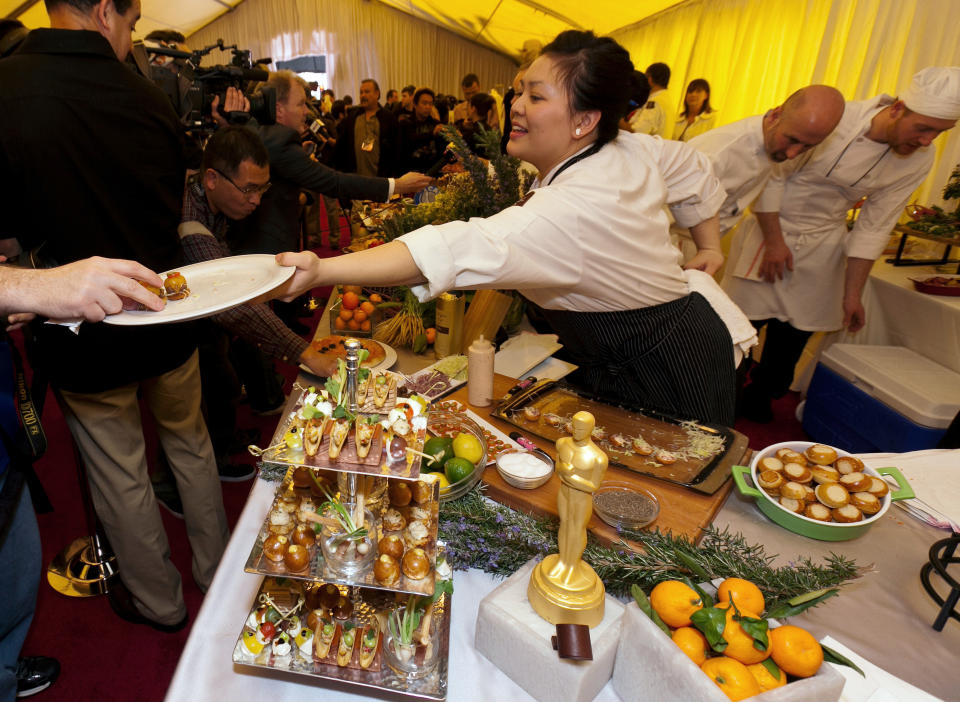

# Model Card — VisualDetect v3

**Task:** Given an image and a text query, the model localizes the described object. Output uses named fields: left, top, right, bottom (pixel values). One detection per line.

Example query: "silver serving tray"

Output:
left=233, top=580, right=450, bottom=699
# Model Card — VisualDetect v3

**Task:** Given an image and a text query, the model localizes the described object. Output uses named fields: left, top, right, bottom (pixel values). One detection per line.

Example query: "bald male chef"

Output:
left=723, top=67, right=960, bottom=422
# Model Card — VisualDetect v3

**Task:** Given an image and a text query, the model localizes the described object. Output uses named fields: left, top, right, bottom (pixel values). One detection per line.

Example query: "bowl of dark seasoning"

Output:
left=592, top=482, right=659, bottom=530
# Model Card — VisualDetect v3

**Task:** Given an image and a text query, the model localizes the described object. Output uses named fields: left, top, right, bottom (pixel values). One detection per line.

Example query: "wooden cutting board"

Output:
left=448, top=375, right=744, bottom=547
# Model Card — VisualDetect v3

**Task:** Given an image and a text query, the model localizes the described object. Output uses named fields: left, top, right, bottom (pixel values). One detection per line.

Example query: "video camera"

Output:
left=141, top=38, right=277, bottom=132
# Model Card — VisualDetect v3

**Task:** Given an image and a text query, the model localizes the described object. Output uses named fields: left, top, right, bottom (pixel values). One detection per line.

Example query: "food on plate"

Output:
left=610, top=433, right=629, bottom=449
left=283, top=544, right=309, bottom=572
left=272, top=631, right=292, bottom=658
left=834, top=455, right=864, bottom=474
left=867, top=476, right=889, bottom=497
left=356, top=368, right=372, bottom=401
left=241, top=629, right=265, bottom=657
left=328, top=418, right=351, bottom=459
left=256, top=621, right=276, bottom=645
left=319, top=583, right=341, bottom=610
left=654, top=449, right=677, bottom=465
left=163, top=271, right=190, bottom=300
left=284, top=424, right=303, bottom=452
left=373, top=553, right=400, bottom=586
left=262, top=534, right=288, bottom=562
left=832, top=504, right=863, bottom=523
left=297, top=498, right=317, bottom=524
left=314, top=618, right=336, bottom=659
left=294, top=628, right=314, bottom=658
left=247, top=605, right=279, bottom=630
left=757, top=456, right=783, bottom=473
left=135, top=280, right=166, bottom=309
left=383, top=508, right=405, bottom=532
left=917, top=275, right=960, bottom=287
left=851, top=491, right=881, bottom=514
left=804, top=443, right=838, bottom=465
left=775, top=448, right=806, bottom=465
left=649, top=580, right=703, bottom=628
left=768, top=625, right=823, bottom=678
left=591, top=426, right=607, bottom=442
left=402, top=547, right=431, bottom=580
left=801, top=484, right=816, bottom=503
left=779, top=497, right=804, bottom=514
left=359, top=620, right=380, bottom=669
left=804, top=502, right=832, bottom=521
left=814, top=483, right=850, bottom=509
left=388, top=480, right=412, bottom=507
left=267, top=509, right=293, bottom=536
left=333, top=595, right=353, bottom=620
left=523, top=406, right=541, bottom=421
left=543, top=412, right=565, bottom=427
left=281, top=615, right=302, bottom=635
left=411, top=479, right=433, bottom=504
left=372, top=372, right=396, bottom=409
left=810, top=465, right=840, bottom=484
left=291, top=466, right=312, bottom=489
left=278, top=488, right=299, bottom=513
left=782, top=463, right=812, bottom=484
left=757, top=470, right=783, bottom=491
left=631, top=436, right=654, bottom=455
left=378, top=534, right=404, bottom=560
left=839, top=472, right=871, bottom=492
left=311, top=335, right=386, bottom=368
left=701, top=657, right=761, bottom=701
left=779, top=481, right=806, bottom=501
left=355, top=417, right=377, bottom=459
left=337, top=623, right=357, bottom=666
left=303, top=418, right=326, bottom=458
left=404, top=520, right=430, bottom=549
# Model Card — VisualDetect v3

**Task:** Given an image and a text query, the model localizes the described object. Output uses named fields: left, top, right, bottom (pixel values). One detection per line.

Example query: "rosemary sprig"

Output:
left=438, top=487, right=864, bottom=600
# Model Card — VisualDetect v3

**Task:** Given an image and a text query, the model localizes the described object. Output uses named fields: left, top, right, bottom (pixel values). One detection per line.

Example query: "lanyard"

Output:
left=545, top=141, right=604, bottom=186
left=823, top=133, right=891, bottom=188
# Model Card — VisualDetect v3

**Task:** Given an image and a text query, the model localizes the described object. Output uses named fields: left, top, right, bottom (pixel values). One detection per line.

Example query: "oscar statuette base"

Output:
left=475, top=560, right=624, bottom=702
left=527, top=553, right=606, bottom=628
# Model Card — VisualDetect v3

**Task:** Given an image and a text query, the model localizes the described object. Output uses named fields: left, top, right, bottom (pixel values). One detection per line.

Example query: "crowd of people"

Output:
left=1, top=1, right=959, bottom=700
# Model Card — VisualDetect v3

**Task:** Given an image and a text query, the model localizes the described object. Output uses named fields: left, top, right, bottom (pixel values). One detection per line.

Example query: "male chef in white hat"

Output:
left=722, top=67, right=960, bottom=422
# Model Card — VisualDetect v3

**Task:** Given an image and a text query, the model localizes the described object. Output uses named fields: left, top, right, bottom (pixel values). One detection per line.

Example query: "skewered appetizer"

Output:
left=294, top=627, right=314, bottom=659
left=163, top=271, right=190, bottom=300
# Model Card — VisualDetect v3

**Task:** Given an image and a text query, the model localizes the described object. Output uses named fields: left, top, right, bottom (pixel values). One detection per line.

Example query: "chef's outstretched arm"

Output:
left=756, top=211, right=793, bottom=283
left=683, top=215, right=724, bottom=275
left=274, top=241, right=426, bottom=301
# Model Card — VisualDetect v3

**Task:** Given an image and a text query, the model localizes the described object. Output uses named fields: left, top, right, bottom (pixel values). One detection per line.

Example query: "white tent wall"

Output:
left=187, top=0, right=518, bottom=102
left=611, top=0, right=960, bottom=207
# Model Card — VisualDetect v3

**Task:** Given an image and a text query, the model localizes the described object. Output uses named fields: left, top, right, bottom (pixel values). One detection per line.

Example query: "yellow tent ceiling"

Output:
left=375, top=0, right=683, bottom=58
left=4, top=0, right=681, bottom=58
left=2, top=0, right=245, bottom=40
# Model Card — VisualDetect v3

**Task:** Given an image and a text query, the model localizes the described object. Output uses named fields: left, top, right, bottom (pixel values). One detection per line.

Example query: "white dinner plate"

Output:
left=494, top=332, right=563, bottom=379
left=299, top=340, right=398, bottom=377
left=104, top=255, right=295, bottom=326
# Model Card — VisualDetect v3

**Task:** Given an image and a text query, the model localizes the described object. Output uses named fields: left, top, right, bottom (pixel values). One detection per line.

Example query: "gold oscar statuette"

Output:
left=528, top=411, right=608, bottom=627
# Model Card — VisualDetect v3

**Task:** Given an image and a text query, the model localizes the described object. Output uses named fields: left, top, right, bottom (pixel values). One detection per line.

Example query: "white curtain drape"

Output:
left=188, top=0, right=518, bottom=102
left=611, top=0, right=960, bottom=206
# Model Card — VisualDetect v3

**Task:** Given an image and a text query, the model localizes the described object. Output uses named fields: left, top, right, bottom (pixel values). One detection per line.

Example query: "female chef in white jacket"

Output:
left=277, top=30, right=736, bottom=425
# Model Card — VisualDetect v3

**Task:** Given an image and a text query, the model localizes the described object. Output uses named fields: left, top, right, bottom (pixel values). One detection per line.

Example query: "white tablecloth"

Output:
left=166, top=452, right=960, bottom=702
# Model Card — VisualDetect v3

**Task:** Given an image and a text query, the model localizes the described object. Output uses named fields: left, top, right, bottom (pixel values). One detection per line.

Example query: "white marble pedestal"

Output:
left=474, top=560, right=624, bottom=702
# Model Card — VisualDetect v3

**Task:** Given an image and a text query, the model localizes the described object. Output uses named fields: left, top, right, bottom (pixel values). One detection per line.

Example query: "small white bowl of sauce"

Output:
left=495, top=448, right=554, bottom=489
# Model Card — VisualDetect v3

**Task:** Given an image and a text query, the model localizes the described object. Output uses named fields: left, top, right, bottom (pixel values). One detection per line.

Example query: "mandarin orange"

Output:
left=747, top=661, right=787, bottom=692
left=672, top=626, right=709, bottom=666
left=719, top=605, right=770, bottom=665
left=769, top=625, right=823, bottom=678
left=701, top=657, right=762, bottom=701
left=716, top=577, right=765, bottom=615
left=649, top=581, right=703, bottom=628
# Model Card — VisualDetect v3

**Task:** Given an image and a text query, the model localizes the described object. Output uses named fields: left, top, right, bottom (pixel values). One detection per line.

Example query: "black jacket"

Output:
left=334, top=105, right=400, bottom=177
left=0, top=29, right=194, bottom=393
left=228, top=123, right=390, bottom=254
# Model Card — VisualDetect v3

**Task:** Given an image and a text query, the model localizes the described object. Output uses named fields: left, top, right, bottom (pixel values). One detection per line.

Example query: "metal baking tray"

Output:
left=492, top=379, right=747, bottom=495
left=244, top=474, right=439, bottom=596
left=233, top=577, right=450, bottom=700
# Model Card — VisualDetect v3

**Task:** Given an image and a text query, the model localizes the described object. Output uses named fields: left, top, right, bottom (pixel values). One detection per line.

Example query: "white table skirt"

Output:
left=167, top=451, right=960, bottom=702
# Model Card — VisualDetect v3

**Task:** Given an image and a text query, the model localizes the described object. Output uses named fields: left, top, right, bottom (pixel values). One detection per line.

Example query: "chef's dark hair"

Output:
left=202, top=126, right=269, bottom=178
left=541, top=30, right=634, bottom=146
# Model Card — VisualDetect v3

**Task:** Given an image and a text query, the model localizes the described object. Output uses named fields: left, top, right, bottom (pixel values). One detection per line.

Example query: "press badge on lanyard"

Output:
left=361, top=137, right=375, bottom=152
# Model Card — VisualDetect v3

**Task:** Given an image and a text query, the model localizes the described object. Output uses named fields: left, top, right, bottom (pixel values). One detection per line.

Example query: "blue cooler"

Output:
left=803, top=344, right=960, bottom=454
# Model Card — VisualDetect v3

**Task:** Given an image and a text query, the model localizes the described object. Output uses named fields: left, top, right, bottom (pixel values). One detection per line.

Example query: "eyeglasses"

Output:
left=213, top=168, right=271, bottom=197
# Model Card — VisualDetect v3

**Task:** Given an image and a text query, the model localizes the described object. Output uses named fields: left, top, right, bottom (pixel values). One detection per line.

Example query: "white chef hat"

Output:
left=901, top=67, right=960, bottom=120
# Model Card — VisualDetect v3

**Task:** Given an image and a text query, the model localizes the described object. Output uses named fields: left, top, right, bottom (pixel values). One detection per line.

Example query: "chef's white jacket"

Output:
left=723, top=95, right=935, bottom=331
left=687, top=114, right=772, bottom=232
left=630, top=89, right=673, bottom=139
left=673, top=110, right=717, bottom=142
left=400, top=132, right=725, bottom=313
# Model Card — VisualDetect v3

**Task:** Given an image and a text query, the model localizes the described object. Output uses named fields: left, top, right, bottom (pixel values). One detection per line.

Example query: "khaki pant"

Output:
left=59, top=351, right=229, bottom=625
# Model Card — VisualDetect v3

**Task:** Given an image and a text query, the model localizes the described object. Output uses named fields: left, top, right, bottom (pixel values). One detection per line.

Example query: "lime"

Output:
left=444, top=457, right=475, bottom=485
left=422, top=436, right=454, bottom=470
left=452, top=432, right=483, bottom=464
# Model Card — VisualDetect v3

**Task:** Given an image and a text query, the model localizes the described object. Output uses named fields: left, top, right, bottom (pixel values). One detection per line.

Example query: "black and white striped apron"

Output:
left=537, top=293, right=736, bottom=426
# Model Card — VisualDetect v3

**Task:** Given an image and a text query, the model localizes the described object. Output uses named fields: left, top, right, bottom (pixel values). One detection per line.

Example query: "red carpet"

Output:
left=13, top=218, right=808, bottom=700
